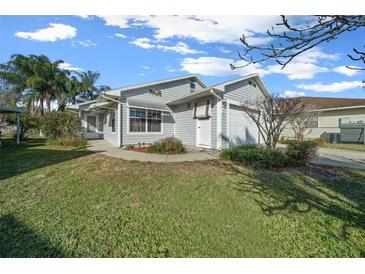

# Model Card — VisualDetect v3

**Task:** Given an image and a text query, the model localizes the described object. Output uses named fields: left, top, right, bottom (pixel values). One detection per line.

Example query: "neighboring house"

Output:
left=67, top=74, right=270, bottom=149
left=281, top=96, right=365, bottom=140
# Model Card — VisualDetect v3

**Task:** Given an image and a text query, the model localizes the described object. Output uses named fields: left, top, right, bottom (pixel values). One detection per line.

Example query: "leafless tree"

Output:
left=231, top=16, right=365, bottom=71
left=241, top=94, right=307, bottom=149
left=290, top=106, right=320, bottom=141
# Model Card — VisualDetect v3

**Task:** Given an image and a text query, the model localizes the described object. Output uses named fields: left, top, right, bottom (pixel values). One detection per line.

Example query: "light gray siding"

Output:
left=174, top=102, right=196, bottom=146
left=220, top=79, right=266, bottom=148
left=223, top=79, right=265, bottom=103
left=210, top=99, right=217, bottom=149
left=221, top=102, right=229, bottom=148
left=123, top=78, right=205, bottom=104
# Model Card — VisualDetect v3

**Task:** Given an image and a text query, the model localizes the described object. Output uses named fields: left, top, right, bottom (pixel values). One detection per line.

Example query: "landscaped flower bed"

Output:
left=125, top=137, right=186, bottom=155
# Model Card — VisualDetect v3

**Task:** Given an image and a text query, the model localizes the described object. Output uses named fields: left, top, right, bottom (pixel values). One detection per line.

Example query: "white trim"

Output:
left=126, top=106, right=164, bottom=135
left=216, top=100, right=222, bottom=149
left=196, top=117, right=211, bottom=148
left=312, top=105, right=365, bottom=112
left=117, top=102, right=121, bottom=147
left=226, top=101, right=230, bottom=147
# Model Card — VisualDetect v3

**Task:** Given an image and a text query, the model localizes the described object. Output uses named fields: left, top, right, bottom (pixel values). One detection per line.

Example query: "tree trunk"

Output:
left=40, top=97, right=44, bottom=115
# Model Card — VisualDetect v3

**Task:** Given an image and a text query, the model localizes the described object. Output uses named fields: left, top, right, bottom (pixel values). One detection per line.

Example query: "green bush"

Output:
left=147, top=137, right=186, bottom=154
left=47, top=135, right=86, bottom=148
left=220, top=145, right=288, bottom=169
left=3, top=112, right=39, bottom=140
left=40, top=111, right=82, bottom=139
left=286, top=140, right=319, bottom=166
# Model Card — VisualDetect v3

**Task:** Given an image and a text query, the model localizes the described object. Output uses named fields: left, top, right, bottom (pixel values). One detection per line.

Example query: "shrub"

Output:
left=40, top=111, right=82, bottom=139
left=286, top=140, right=319, bottom=166
left=3, top=112, right=39, bottom=140
left=47, top=135, right=86, bottom=148
left=220, top=144, right=288, bottom=169
left=147, top=137, right=186, bottom=154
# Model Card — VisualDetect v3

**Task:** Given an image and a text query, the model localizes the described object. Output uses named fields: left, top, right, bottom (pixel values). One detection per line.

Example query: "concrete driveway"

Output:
left=86, top=140, right=218, bottom=163
left=314, top=147, right=365, bottom=170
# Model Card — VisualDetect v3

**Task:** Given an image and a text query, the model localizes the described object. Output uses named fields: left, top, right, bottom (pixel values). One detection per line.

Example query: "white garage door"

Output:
left=229, top=104, right=259, bottom=147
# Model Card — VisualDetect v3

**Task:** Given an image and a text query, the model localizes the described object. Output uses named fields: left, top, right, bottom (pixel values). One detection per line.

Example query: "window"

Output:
left=129, top=108, right=162, bottom=133
left=87, top=116, right=96, bottom=132
left=187, top=103, right=191, bottom=109
left=111, top=118, right=115, bottom=132
left=190, top=80, right=196, bottom=92
left=248, top=81, right=257, bottom=88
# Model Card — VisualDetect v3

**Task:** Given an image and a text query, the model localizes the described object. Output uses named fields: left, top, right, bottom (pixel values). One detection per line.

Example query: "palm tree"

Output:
left=77, top=71, right=111, bottom=101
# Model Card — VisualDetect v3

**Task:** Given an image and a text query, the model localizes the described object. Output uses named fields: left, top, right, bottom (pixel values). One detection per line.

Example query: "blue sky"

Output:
left=0, top=15, right=364, bottom=98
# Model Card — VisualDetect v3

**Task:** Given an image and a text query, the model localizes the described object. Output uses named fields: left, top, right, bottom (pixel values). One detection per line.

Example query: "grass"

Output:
left=1, top=138, right=365, bottom=257
left=320, top=142, right=365, bottom=152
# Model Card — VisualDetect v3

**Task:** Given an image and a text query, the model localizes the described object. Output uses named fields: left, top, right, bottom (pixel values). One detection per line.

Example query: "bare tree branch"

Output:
left=232, top=16, right=365, bottom=70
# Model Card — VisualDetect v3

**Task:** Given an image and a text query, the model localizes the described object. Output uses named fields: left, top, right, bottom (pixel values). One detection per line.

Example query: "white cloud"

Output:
left=181, top=56, right=270, bottom=77
left=157, top=42, right=204, bottom=55
left=78, top=39, right=96, bottom=47
left=129, top=38, right=155, bottom=49
left=58, top=62, right=84, bottom=72
left=333, top=66, right=361, bottom=77
left=281, top=90, right=306, bottom=97
left=15, top=23, right=77, bottom=42
left=267, top=63, right=329, bottom=80
left=130, top=38, right=203, bottom=55
left=77, top=15, right=92, bottom=20
left=166, top=66, right=177, bottom=73
left=99, top=15, right=281, bottom=45
left=296, top=81, right=363, bottom=93
left=294, top=48, right=340, bottom=63
left=140, top=66, right=150, bottom=70
left=99, top=16, right=132, bottom=28
left=114, top=33, right=127, bottom=38
left=217, top=47, right=231, bottom=53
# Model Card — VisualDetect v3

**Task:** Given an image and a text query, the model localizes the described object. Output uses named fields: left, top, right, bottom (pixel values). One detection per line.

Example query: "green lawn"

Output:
left=320, top=142, right=365, bottom=152
left=1, top=138, right=365, bottom=257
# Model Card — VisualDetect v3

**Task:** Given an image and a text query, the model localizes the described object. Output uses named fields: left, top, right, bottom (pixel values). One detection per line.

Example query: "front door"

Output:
left=197, top=118, right=211, bottom=148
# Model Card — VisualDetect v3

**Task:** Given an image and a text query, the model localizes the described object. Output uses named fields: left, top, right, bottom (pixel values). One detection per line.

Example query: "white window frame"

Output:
left=127, top=106, right=164, bottom=135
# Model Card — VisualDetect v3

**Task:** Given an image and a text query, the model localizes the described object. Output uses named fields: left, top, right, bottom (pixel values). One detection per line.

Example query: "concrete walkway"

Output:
left=314, top=147, right=365, bottom=170
left=87, top=140, right=218, bottom=163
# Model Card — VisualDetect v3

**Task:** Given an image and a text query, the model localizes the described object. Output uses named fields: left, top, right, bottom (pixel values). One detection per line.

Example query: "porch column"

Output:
left=216, top=100, right=222, bottom=149
left=16, top=112, right=20, bottom=145
left=117, top=102, right=122, bottom=147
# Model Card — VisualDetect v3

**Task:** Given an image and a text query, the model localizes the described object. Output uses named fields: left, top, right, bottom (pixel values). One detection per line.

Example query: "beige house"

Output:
left=282, top=97, right=365, bottom=140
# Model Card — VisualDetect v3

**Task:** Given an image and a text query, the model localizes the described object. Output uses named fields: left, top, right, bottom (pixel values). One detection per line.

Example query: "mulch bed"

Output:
left=129, top=147, right=149, bottom=153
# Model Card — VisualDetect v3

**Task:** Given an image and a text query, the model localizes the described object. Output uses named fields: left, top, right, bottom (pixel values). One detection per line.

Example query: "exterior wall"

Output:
left=220, top=79, right=266, bottom=147
left=173, top=102, right=196, bottom=146
left=210, top=99, right=218, bottom=149
left=281, top=107, right=365, bottom=139
left=123, top=78, right=205, bottom=104
left=221, top=102, right=229, bottom=148
left=223, top=79, right=265, bottom=103
left=120, top=78, right=205, bottom=146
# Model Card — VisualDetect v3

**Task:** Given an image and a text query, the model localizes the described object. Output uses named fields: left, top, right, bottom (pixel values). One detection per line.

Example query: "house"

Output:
left=281, top=96, right=365, bottom=140
left=67, top=74, right=270, bottom=149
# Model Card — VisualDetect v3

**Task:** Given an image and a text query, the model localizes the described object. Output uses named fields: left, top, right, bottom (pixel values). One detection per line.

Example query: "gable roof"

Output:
left=298, top=96, right=365, bottom=110
left=103, top=74, right=207, bottom=97
left=213, top=73, right=271, bottom=97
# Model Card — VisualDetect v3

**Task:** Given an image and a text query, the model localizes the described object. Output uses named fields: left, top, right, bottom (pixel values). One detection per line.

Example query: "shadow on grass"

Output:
left=0, top=214, right=64, bottom=257
left=219, top=162, right=365, bottom=237
left=0, top=138, right=94, bottom=180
